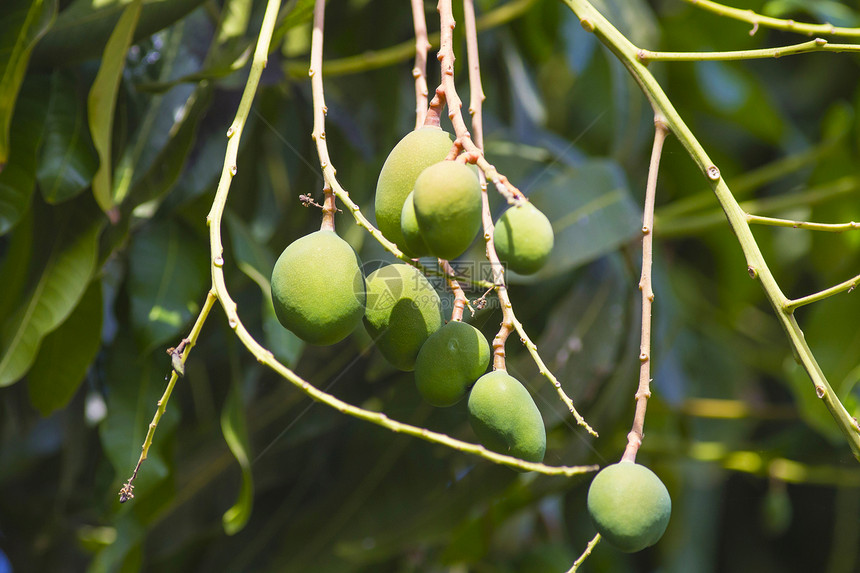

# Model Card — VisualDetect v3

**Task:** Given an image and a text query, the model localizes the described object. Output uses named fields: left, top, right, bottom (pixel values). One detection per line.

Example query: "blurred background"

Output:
left=0, top=0, right=859, bottom=571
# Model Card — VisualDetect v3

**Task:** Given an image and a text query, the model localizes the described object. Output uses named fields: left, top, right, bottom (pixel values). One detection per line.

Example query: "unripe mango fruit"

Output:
left=271, top=230, right=366, bottom=345
left=363, top=263, right=443, bottom=371
left=467, top=371, right=546, bottom=463
left=375, top=127, right=454, bottom=250
left=494, top=201, right=554, bottom=275
left=414, top=321, right=490, bottom=407
left=399, top=191, right=431, bottom=258
left=586, top=461, right=672, bottom=552
left=413, top=160, right=483, bottom=260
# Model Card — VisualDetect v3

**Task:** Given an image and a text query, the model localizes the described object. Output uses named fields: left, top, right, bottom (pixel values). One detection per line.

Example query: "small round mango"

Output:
left=363, top=263, right=443, bottom=371
left=271, top=230, right=366, bottom=345
left=586, top=461, right=672, bottom=553
left=413, top=161, right=482, bottom=260
left=399, top=191, right=431, bottom=258
left=375, top=127, right=454, bottom=250
left=494, top=201, right=554, bottom=275
left=467, top=371, right=546, bottom=463
left=414, top=321, right=490, bottom=407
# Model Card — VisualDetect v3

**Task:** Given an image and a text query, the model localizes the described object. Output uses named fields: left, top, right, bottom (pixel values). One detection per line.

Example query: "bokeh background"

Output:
left=1, top=0, right=859, bottom=571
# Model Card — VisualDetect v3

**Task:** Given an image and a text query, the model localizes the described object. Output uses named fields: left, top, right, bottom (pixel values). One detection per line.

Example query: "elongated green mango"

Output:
left=414, top=320, right=490, bottom=406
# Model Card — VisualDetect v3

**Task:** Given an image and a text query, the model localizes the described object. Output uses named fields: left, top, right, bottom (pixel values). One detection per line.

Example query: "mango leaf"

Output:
left=221, top=377, right=254, bottom=535
left=27, top=279, right=103, bottom=416
left=87, top=0, right=143, bottom=217
left=226, top=212, right=303, bottom=366
left=37, top=70, right=99, bottom=203
left=31, top=0, right=207, bottom=68
left=127, top=219, right=208, bottom=352
left=507, top=161, right=641, bottom=283
left=0, top=210, right=102, bottom=387
left=0, top=76, right=50, bottom=235
left=0, top=0, right=57, bottom=169
left=0, top=206, right=33, bottom=320
left=121, top=84, right=213, bottom=215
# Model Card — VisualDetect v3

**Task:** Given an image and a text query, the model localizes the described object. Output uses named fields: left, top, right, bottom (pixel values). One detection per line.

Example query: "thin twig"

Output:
left=567, top=533, right=601, bottom=573
left=411, top=0, right=431, bottom=129
left=681, top=0, right=860, bottom=38
left=786, top=272, right=860, bottom=312
left=746, top=214, right=860, bottom=232
left=119, top=290, right=218, bottom=502
left=622, top=119, right=669, bottom=463
left=637, top=38, right=860, bottom=62
left=440, top=259, right=470, bottom=321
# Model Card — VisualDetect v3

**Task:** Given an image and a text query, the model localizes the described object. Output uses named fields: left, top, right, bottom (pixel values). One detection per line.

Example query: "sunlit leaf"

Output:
left=27, top=279, right=103, bottom=416
left=37, top=70, right=99, bottom=203
left=0, top=0, right=56, bottom=168
left=87, top=0, right=143, bottom=217
left=0, top=208, right=102, bottom=387
left=220, top=378, right=254, bottom=535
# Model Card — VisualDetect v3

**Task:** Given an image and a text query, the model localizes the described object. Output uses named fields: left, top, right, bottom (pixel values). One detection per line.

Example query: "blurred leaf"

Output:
left=0, top=210, right=102, bottom=387
left=227, top=211, right=303, bottom=366
left=37, top=70, right=99, bottom=203
left=0, top=206, right=33, bottom=320
left=221, top=378, right=254, bottom=535
left=27, top=279, right=103, bottom=416
left=0, top=0, right=56, bottom=168
left=87, top=0, right=142, bottom=217
left=122, top=85, right=213, bottom=214
left=127, top=219, right=208, bottom=352
left=509, top=161, right=640, bottom=283
left=0, top=76, right=50, bottom=235
left=31, top=0, right=207, bottom=68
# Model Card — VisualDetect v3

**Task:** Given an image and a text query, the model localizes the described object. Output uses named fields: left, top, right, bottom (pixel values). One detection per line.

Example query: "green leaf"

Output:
left=508, top=161, right=641, bottom=283
left=31, top=0, right=207, bottom=68
left=0, top=206, right=33, bottom=320
left=87, top=0, right=143, bottom=217
left=27, top=279, right=103, bottom=416
left=0, top=209, right=102, bottom=387
left=221, top=378, right=254, bottom=535
left=0, top=76, right=50, bottom=235
left=121, top=84, right=213, bottom=214
left=226, top=212, right=303, bottom=366
left=127, top=219, right=208, bottom=352
left=37, top=70, right=99, bottom=204
left=0, top=0, right=57, bottom=168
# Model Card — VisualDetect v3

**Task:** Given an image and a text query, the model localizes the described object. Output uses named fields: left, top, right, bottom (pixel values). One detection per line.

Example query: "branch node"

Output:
left=580, top=18, right=595, bottom=32
left=706, top=165, right=720, bottom=180
left=747, top=265, right=758, bottom=279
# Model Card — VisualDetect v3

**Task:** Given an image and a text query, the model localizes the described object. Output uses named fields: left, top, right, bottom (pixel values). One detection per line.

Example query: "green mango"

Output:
left=494, top=201, right=554, bottom=275
left=467, top=370, right=546, bottom=463
left=375, top=127, right=454, bottom=250
left=414, top=321, right=490, bottom=406
left=586, top=461, right=672, bottom=552
left=413, top=160, right=483, bottom=260
left=399, top=191, right=431, bottom=258
left=363, top=263, right=443, bottom=371
left=271, top=230, right=366, bottom=345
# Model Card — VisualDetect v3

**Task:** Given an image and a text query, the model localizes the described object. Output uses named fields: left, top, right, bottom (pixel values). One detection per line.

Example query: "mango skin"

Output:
left=400, top=191, right=431, bottom=258
left=271, top=230, right=366, bottom=345
left=494, top=202, right=554, bottom=275
left=467, top=371, right=546, bottom=463
left=375, top=128, right=454, bottom=250
left=363, top=263, right=443, bottom=371
left=586, top=461, right=672, bottom=553
left=414, top=321, right=490, bottom=407
left=413, top=160, right=483, bottom=260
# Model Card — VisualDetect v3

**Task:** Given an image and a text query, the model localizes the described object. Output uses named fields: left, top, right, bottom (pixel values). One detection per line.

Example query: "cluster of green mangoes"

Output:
left=267, top=127, right=559, bottom=465
left=586, top=461, right=672, bottom=552
left=375, top=126, right=555, bottom=274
